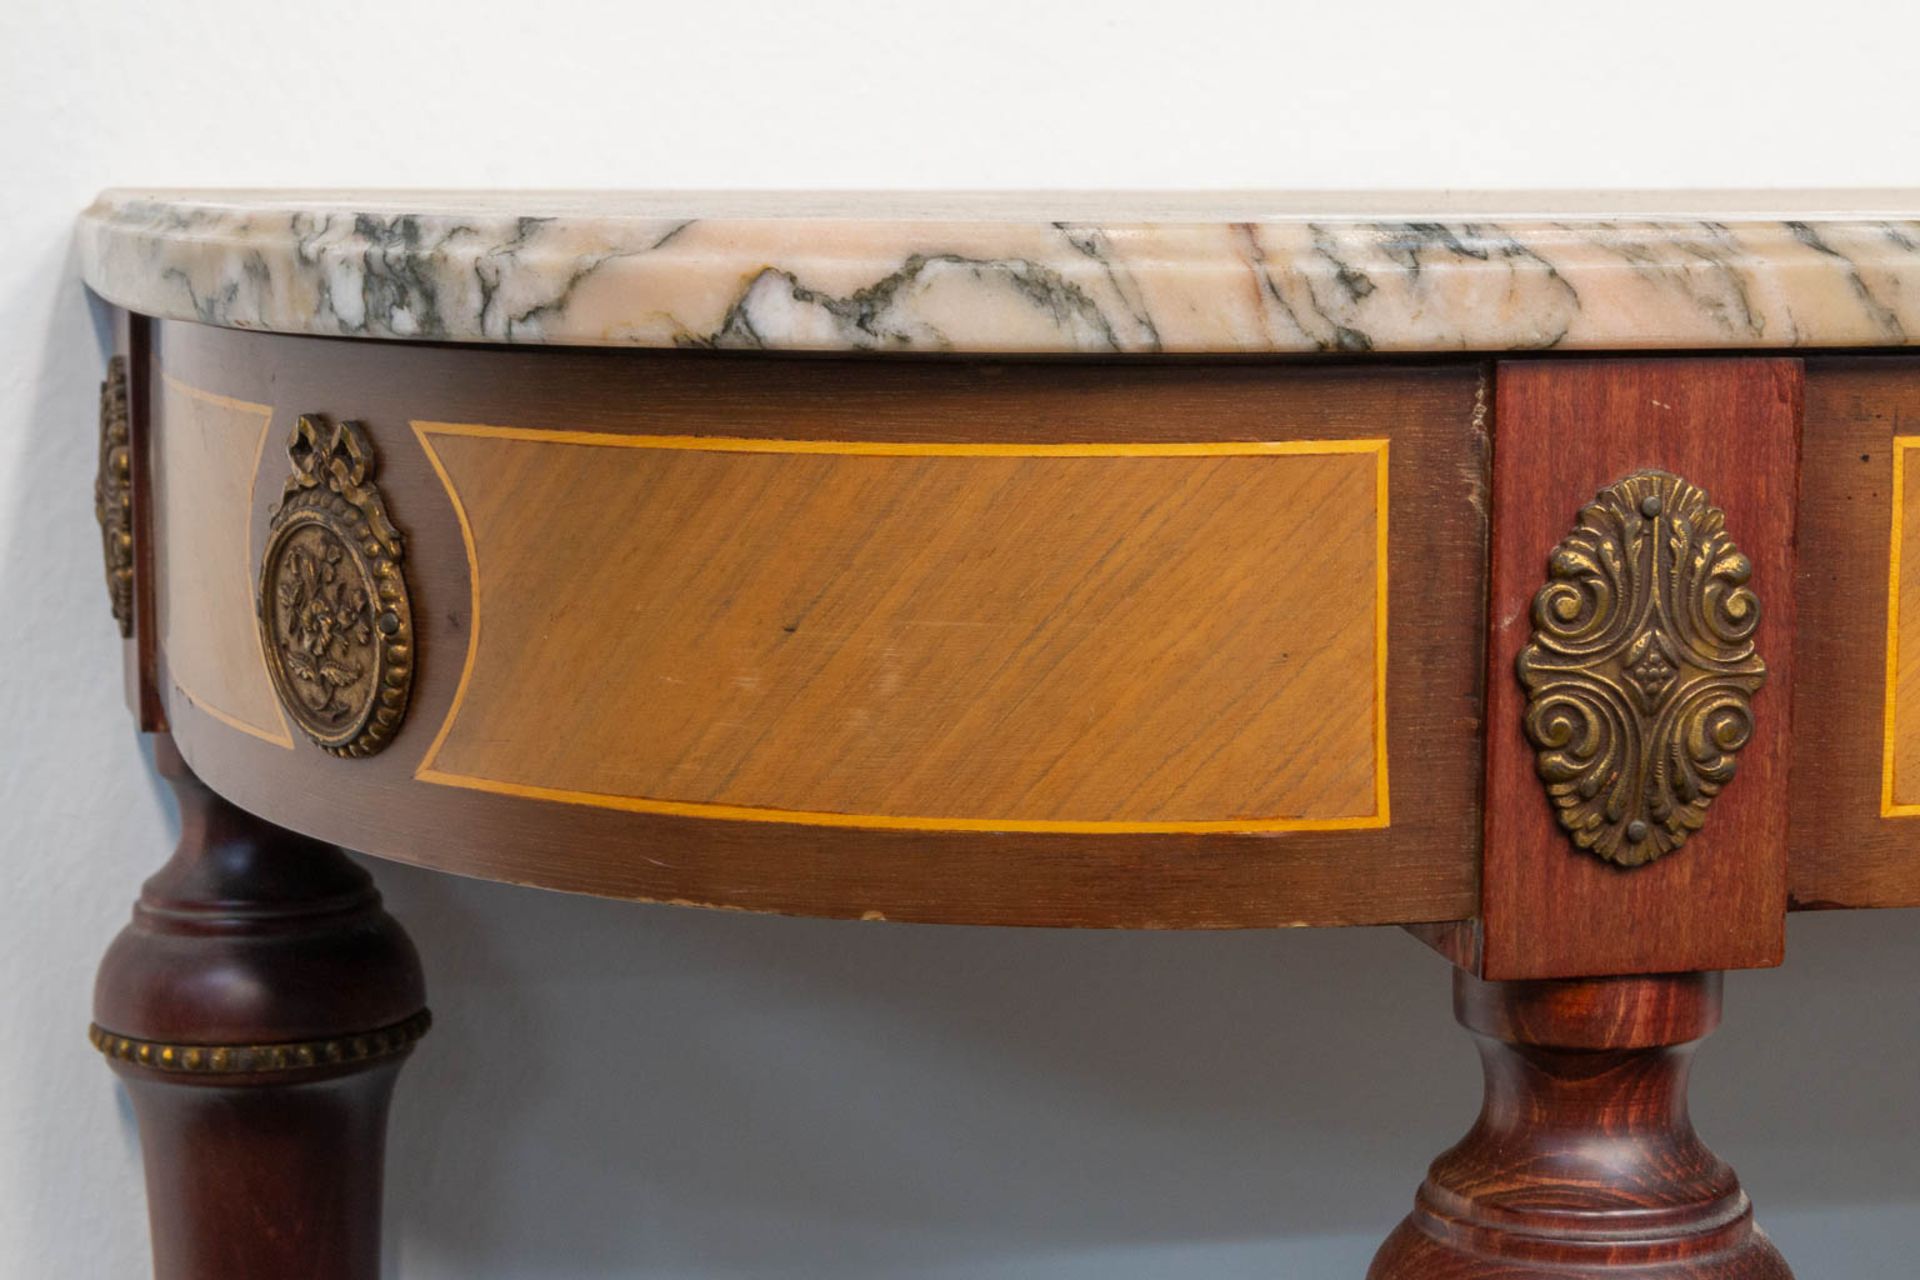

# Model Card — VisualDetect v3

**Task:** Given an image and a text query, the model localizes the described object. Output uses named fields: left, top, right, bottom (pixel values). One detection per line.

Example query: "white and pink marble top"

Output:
left=77, top=188, right=1920, bottom=354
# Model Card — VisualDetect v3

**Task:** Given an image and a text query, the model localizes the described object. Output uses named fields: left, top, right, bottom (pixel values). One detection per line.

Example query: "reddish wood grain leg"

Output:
left=1370, top=970, right=1791, bottom=1279
left=92, top=736, right=428, bottom=1280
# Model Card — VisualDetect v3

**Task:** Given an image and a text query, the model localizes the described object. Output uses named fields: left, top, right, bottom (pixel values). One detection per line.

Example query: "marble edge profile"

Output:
left=77, top=193, right=1920, bottom=354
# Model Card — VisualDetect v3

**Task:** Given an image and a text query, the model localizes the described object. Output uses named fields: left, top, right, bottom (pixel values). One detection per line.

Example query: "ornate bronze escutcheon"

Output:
left=258, top=415, right=413, bottom=756
left=94, top=355, right=133, bottom=636
left=1518, top=469, right=1766, bottom=867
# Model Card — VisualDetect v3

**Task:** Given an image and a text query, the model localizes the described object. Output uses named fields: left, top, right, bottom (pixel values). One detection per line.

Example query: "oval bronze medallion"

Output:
left=94, top=355, right=134, bottom=637
left=258, top=415, right=413, bottom=756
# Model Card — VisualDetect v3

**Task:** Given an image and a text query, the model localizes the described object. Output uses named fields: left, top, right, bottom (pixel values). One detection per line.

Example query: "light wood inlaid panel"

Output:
left=1884, top=437, right=1920, bottom=812
left=153, top=375, right=291, bottom=747
left=414, top=427, right=1388, bottom=832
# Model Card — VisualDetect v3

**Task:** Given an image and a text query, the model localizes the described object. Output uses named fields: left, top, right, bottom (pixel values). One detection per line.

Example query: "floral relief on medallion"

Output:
left=94, top=355, right=134, bottom=636
left=258, top=415, right=413, bottom=756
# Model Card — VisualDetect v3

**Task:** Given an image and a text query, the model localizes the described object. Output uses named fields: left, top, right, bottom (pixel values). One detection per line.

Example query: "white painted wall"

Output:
left=4, top=2, right=1919, bottom=1275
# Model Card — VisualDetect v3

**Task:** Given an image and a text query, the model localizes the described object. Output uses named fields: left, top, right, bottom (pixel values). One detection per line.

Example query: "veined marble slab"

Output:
left=77, top=189, right=1920, bottom=354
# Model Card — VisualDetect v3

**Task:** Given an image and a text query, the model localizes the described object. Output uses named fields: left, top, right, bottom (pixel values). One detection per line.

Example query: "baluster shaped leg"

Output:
left=1370, top=969, right=1791, bottom=1279
left=92, top=737, right=429, bottom=1280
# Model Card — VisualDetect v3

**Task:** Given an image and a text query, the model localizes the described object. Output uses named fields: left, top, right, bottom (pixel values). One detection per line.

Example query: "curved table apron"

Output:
left=79, top=189, right=1920, bottom=1280
left=152, top=323, right=1486, bottom=929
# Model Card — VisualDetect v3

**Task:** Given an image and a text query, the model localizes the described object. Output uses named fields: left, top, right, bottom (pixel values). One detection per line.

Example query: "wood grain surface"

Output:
left=417, top=428, right=1386, bottom=831
left=1369, top=971, right=1792, bottom=1279
left=151, top=371, right=291, bottom=746
left=115, top=310, right=166, bottom=731
left=94, top=736, right=425, bottom=1280
left=1788, top=356, right=1920, bottom=908
left=1480, top=359, right=1801, bottom=979
left=144, top=321, right=1490, bottom=928
left=1889, top=436, right=1920, bottom=809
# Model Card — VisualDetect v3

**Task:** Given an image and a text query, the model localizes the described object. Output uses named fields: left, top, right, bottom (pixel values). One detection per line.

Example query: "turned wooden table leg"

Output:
left=1370, top=969, right=1790, bottom=1279
left=92, top=737, right=428, bottom=1280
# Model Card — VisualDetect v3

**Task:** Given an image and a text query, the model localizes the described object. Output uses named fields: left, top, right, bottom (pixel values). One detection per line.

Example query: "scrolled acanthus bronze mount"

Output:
left=1517, top=469, right=1766, bottom=867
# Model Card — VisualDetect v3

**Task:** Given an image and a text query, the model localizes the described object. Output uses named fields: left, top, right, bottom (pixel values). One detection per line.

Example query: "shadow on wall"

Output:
left=376, top=865, right=1467, bottom=1279
left=4, top=235, right=189, bottom=1277
left=370, top=857, right=1920, bottom=1280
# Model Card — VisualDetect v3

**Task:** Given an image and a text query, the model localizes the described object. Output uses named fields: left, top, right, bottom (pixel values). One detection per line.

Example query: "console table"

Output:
left=77, top=190, right=1920, bottom=1278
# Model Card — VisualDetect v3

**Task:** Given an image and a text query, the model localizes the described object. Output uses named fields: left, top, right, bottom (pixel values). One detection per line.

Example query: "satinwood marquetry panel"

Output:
left=151, top=371, right=292, bottom=747
left=414, top=428, right=1387, bottom=832
left=1883, top=434, right=1920, bottom=813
